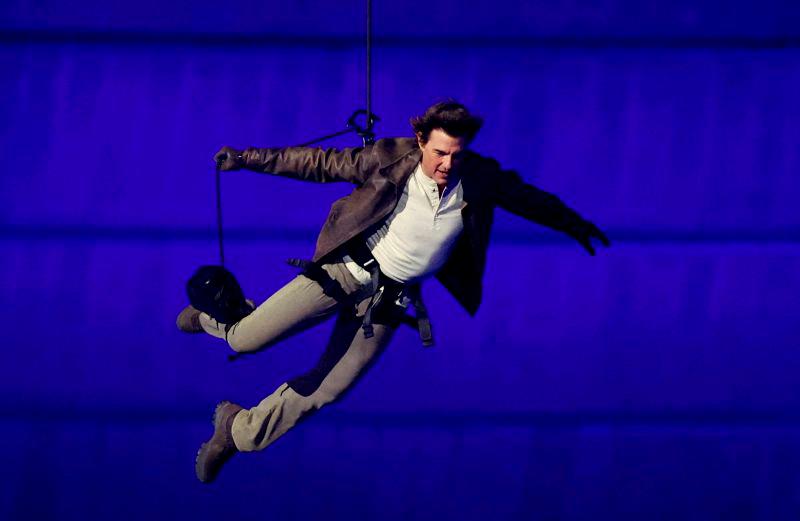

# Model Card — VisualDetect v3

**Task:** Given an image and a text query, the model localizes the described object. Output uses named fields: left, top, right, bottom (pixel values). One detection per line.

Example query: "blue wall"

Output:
left=1, top=1, right=799, bottom=520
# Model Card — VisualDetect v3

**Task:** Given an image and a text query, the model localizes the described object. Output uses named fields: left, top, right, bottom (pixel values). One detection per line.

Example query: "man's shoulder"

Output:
left=366, top=137, right=420, bottom=174
left=372, top=137, right=418, bottom=158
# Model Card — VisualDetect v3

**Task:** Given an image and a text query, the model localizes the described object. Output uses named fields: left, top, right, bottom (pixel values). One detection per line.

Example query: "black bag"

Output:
left=186, top=265, right=253, bottom=324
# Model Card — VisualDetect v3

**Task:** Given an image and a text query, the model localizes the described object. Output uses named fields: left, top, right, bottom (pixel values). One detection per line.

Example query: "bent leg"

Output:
left=199, top=261, right=367, bottom=353
left=230, top=311, right=395, bottom=452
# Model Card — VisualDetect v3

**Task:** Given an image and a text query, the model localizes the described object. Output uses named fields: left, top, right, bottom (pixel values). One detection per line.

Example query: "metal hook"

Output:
left=347, top=109, right=380, bottom=146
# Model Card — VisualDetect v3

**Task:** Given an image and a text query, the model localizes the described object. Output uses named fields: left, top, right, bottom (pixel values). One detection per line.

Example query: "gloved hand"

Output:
left=570, top=219, right=611, bottom=256
left=213, top=146, right=246, bottom=171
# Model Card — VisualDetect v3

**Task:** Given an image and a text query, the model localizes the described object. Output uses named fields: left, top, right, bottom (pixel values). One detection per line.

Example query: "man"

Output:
left=177, top=101, right=609, bottom=483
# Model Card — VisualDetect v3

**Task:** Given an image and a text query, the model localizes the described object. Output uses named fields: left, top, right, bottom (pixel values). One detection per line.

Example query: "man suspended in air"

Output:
left=177, top=100, right=610, bottom=483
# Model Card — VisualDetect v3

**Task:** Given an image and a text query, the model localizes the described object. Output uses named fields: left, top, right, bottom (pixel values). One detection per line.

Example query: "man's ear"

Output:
left=416, top=132, right=425, bottom=149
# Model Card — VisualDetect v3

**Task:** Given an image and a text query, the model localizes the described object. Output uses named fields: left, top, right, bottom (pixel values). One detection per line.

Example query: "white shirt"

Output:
left=345, top=162, right=465, bottom=284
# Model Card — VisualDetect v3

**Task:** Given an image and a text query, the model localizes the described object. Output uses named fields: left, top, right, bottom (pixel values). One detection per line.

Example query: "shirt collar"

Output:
left=414, top=162, right=462, bottom=195
left=413, top=163, right=438, bottom=190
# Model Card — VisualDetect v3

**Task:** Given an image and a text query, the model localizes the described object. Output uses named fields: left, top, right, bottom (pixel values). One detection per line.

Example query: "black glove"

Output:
left=570, top=219, right=611, bottom=256
left=213, top=146, right=246, bottom=171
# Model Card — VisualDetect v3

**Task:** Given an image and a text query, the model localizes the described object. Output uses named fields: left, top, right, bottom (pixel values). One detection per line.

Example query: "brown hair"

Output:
left=410, top=100, right=483, bottom=144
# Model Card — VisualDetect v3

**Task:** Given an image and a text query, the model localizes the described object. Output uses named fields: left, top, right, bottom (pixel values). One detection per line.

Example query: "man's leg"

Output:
left=195, top=310, right=394, bottom=482
left=193, top=260, right=391, bottom=482
left=196, top=261, right=368, bottom=353
left=231, top=310, right=395, bottom=452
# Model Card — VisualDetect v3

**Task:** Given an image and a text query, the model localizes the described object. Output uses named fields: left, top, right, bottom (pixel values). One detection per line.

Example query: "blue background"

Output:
left=1, top=1, right=799, bottom=519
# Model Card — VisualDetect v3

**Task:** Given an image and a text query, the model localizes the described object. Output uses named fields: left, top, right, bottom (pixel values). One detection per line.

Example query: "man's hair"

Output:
left=410, top=100, right=483, bottom=144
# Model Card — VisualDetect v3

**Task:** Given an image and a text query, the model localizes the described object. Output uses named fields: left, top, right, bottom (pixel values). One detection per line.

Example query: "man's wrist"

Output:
left=240, top=148, right=256, bottom=168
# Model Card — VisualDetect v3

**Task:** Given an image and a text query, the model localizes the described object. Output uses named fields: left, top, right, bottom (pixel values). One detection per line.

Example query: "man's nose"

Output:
left=441, top=155, right=452, bottom=170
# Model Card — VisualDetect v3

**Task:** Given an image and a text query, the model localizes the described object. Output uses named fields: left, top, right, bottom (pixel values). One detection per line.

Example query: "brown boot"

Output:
left=176, top=305, right=203, bottom=333
left=195, top=401, right=243, bottom=483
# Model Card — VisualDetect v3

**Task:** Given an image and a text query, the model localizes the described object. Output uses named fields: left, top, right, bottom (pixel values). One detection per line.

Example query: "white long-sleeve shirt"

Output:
left=345, top=162, right=465, bottom=284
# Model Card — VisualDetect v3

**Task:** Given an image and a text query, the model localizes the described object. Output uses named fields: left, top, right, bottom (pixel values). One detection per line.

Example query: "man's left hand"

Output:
left=214, top=146, right=246, bottom=171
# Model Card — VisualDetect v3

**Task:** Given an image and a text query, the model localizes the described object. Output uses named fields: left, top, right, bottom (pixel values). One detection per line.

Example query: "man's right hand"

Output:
left=214, top=146, right=245, bottom=171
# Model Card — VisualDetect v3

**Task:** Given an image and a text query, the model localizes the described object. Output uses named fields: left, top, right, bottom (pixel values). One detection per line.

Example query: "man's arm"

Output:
left=214, top=144, right=379, bottom=185
left=493, top=166, right=610, bottom=255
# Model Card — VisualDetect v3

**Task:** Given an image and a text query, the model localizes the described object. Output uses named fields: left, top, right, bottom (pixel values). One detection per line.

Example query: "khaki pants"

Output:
left=199, top=260, right=395, bottom=452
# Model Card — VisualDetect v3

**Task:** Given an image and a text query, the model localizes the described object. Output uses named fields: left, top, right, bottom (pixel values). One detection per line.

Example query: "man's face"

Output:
left=417, top=128, right=466, bottom=188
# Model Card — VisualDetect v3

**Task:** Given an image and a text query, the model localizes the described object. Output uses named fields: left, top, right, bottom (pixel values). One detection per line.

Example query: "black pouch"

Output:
left=186, top=265, right=253, bottom=324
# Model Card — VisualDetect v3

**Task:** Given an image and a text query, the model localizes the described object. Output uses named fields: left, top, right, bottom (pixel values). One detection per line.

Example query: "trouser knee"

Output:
left=227, top=332, right=262, bottom=353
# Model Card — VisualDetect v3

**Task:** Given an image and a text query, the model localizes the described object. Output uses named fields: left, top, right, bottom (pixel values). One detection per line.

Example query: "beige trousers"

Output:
left=199, top=260, right=395, bottom=452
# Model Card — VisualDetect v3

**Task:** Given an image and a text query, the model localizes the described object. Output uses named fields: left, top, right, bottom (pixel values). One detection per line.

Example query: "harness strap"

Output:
left=360, top=264, right=382, bottom=339
left=407, top=284, right=433, bottom=347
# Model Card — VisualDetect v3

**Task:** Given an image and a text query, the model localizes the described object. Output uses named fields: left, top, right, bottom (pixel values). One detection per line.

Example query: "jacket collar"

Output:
left=381, top=146, right=422, bottom=187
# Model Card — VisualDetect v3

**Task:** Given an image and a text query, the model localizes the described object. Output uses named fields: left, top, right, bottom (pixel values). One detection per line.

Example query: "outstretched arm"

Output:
left=213, top=144, right=379, bottom=185
left=493, top=168, right=610, bottom=255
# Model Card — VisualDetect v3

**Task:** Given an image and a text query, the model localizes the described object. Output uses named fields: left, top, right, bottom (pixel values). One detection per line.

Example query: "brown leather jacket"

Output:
left=241, top=137, right=588, bottom=315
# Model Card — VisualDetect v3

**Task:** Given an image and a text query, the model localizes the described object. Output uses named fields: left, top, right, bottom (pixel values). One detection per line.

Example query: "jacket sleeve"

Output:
left=492, top=165, right=587, bottom=236
left=241, top=144, right=378, bottom=185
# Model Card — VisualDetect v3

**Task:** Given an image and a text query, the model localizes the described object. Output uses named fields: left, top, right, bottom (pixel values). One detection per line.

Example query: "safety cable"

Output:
left=215, top=162, right=225, bottom=266
left=366, top=0, right=373, bottom=145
